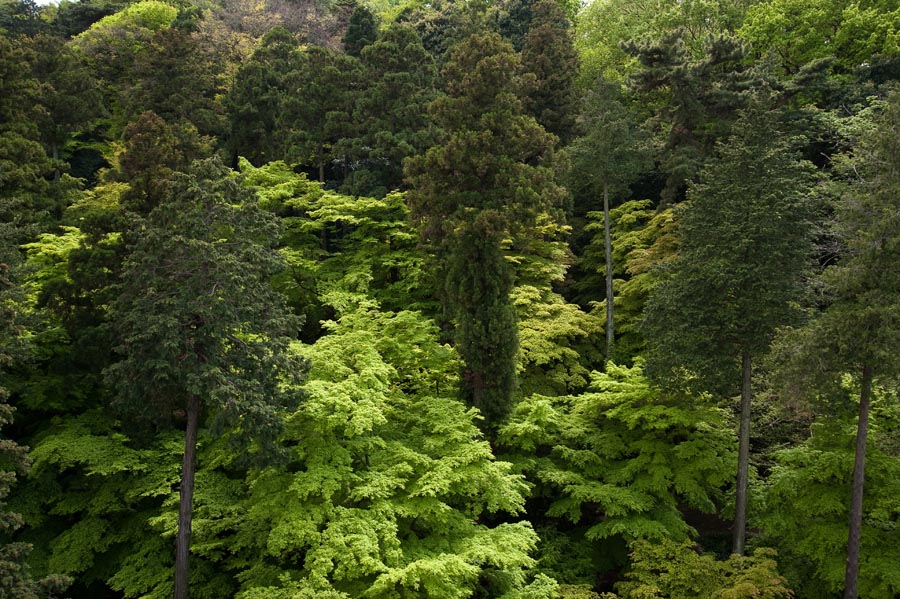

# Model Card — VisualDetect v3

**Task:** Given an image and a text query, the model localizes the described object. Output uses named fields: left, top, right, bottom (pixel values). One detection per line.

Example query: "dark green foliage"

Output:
left=342, top=4, right=377, bottom=57
left=625, top=31, right=759, bottom=205
left=226, top=27, right=298, bottom=167
left=446, top=222, right=519, bottom=428
left=106, top=156, right=305, bottom=445
left=280, top=45, right=360, bottom=182
left=114, top=111, right=207, bottom=214
left=643, top=106, right=817, bottom=396
left=126, top=27, right=226, bottom=139
left=520, top=0, right=578, bottom=143
left=348, top=23, right=437, bottom=195
left=406, top=32, right=564, bottom=431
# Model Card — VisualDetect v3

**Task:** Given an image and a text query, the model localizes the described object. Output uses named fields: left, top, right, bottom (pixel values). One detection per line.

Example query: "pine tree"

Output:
left=405, top=32, right=564, bottom=432
left=106, top=157, right=306, bottom=599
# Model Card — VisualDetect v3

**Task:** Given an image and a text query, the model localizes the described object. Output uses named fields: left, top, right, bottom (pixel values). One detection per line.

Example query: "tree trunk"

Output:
left=603, top=182, right=614, bottom=358
left=843, top=365, right=873, bottom=599
left=174, top=395, right=200, bottom=599
left=732, top=351, right=752, bottom=555
left=319, top=160, right=325, bottom=183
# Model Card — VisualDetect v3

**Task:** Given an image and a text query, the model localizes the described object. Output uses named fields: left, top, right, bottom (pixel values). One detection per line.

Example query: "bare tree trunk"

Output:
left=843, top=365, right=873, bottom=599
left=733, top=351, right=752, bottom=555
left=319, top=160, right=325, bottom=183
left=604, top=182, right=614, bottom=358
left=174, top=395, right=200, bottom=599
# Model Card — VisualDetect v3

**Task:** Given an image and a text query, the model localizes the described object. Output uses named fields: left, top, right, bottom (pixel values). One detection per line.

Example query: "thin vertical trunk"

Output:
left=733, top=351, right=752, bottom=555
left=52, top=141, right=61, bottom=183
left=843, top=365, right=873, bottom=599
left=603, top=182, right=614, bottom=358
left=174, top=395, right=200, bottom=599
left=319, top=160, right=325, bottom=183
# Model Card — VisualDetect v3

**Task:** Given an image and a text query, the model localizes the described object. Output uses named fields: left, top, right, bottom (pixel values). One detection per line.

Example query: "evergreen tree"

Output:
left=567, top=79, right=651, bottom=359
left=624, top=31, right=758, bottom=205
left=405, top=32, right=565, bottom=432
left=774, top=91, right=900, bottom=599
left=105, top=158, right=306, bottom=599
left=642, top=106, right=818, bottom=555
left=520, top=0, right=578, bottom=143
left=226, top=27, right=298, bottom=167
left=348, top=23, right=437, bottom=195
left=280, top=45, right=360, bottom=183
left=342, top=4, right=377, bottom=57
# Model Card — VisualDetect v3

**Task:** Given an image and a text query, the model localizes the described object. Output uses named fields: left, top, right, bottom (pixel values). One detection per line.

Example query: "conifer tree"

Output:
left=520, top=0, right=578, bottom=143
left=106, top=158, right=306, bottom=599
left=405, top=32, right=564, bottom=431
left=342, top=4, right=377, bottom=57
left=775, top=92, right=900, bottom=599
left=226, top=27, right=298, bottom=166
left=642, top=106, right=818, bottom=555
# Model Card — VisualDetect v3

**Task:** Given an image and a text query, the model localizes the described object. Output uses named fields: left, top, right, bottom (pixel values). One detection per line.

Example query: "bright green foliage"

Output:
left=73, top=0, right=177, bottom=83
left=239, top=159, right=429, bottom=322
left=758, top=404, right=900, bottom=599
left=611, top=538, right=792, bottom=599
left=575, top=0, right=751, bottom=84
left=500, top=361, right=733, bottom=543
left=740, top=0, right=900, bottom=73
left=643, top=107, right=817, bottom=395
left=405, top=32, right=565, bottom=431
left=232, top=303, right=551, bottom=599
left=577, top=200, right=671, bottom=361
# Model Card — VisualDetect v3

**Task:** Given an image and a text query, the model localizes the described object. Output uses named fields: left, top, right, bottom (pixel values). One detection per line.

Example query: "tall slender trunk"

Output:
left=319, top=160, right=325, bottom=183
left=174, top=395, right=200, bottom=599
left=843, top=365, right=873, bottom=599
left=52, top=141, right=61, bottom=183
left=603, top=182, right=614, bottom=358
left=733, top=351, right=752, bottom=555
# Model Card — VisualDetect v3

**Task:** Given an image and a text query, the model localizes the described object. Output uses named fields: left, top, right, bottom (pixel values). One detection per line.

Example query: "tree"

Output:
left=567, top=79, right=651, bottom=359
left=624, top=31, right=758, bottom=205
left=225, top=26, right=298, bottom=167
left=342, top=4, right=377, bottom=57
left=105, top=157, right=306, bottom=599
left=774, top=91, right=900, bottom=599
left=0, top=164, right=71, bottom=599
left=280, top=45, right=360, bottom=183
left=405, top=32, right=565, bottom=432
left=348, top=23, right=437, bottom=195
left=520, top=0, right=578, bottom=143
left=642, top=106, right=818, bottom=555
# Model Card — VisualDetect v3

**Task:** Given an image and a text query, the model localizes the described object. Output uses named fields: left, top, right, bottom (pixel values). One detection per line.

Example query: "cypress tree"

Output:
left=405, top=32, right=564, bottom=431
left=106, top=158, right=306, bottom=599
left=642, top=105, right=818, bottom=554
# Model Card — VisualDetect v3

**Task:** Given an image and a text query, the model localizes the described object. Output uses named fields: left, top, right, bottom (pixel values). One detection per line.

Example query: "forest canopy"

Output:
left=1, top=0, right=899, bottom=598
